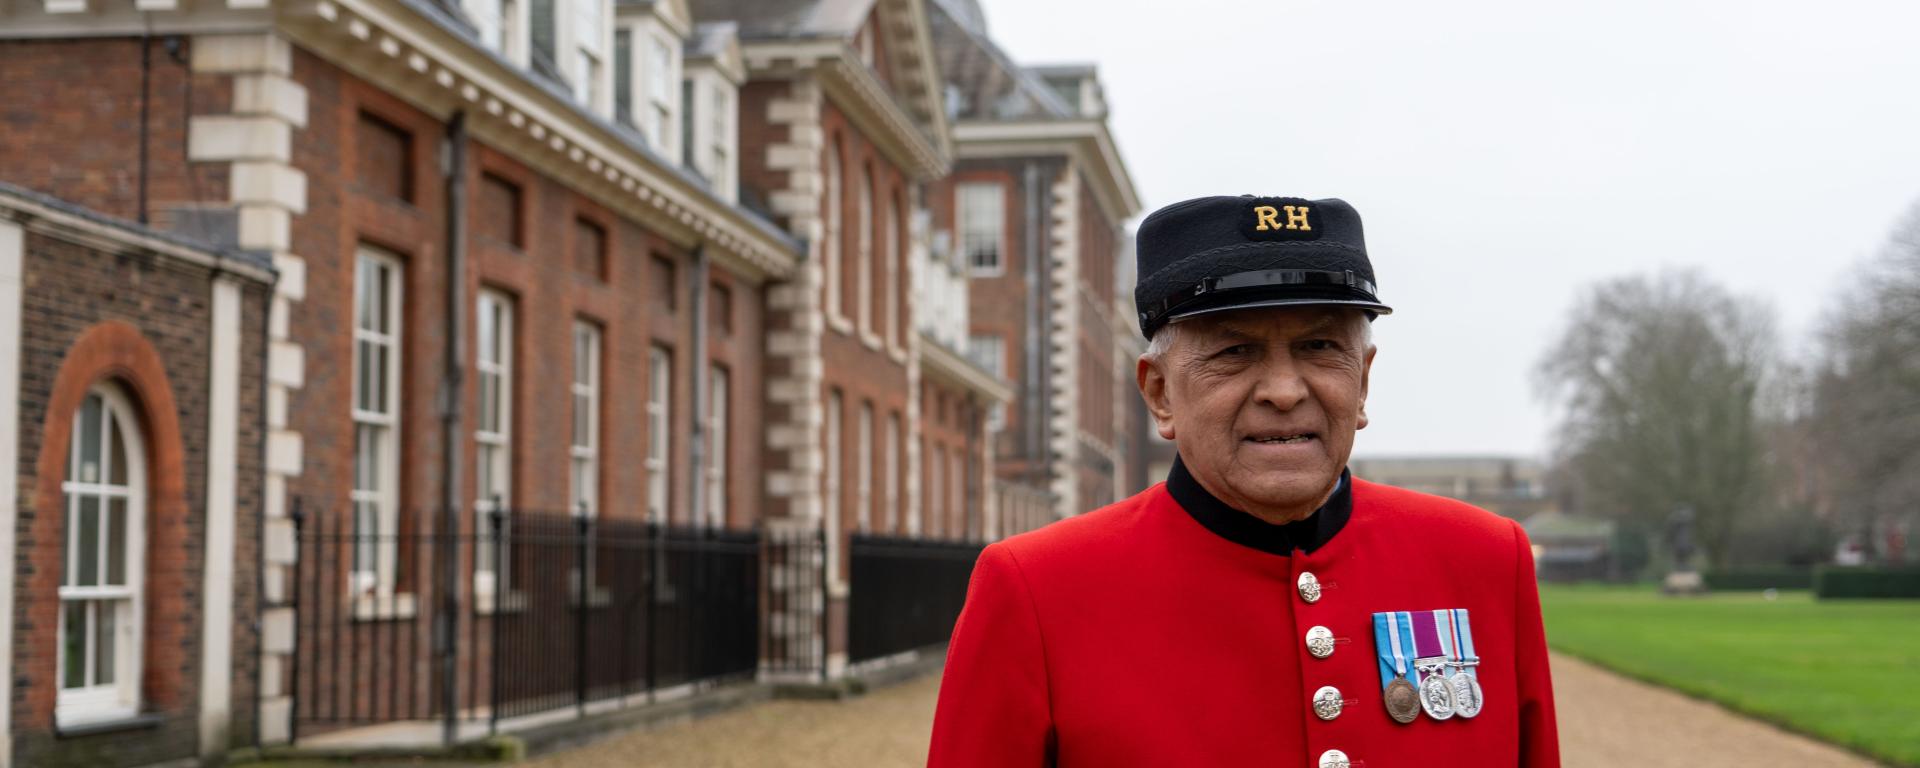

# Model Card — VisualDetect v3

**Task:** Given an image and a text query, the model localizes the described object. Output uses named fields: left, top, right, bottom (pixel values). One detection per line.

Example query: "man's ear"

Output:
left=1357, top=344, right=1377, bottom=430
left=1137, top=354, right=1177, bottom=440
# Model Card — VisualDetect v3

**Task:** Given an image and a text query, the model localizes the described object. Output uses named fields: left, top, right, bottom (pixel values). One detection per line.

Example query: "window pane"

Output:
left=75, top=495, right=99, bottom=587
left=77, top=394, right=102, bottom=483
left=106, top=497, right=126, bottom=586
left=95, top=602, right=116, bottom=686
left=62, top=602, right=86, bottom=689
left=573, top=393, right=589, bottom=448
left=107, top=409, right=127, bottom=487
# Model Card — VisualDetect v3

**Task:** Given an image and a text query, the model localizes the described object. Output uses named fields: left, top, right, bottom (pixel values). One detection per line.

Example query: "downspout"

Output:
left=1022, top=162, right=1046, bottom=489
left=436, top=111, right=469, bottom=748
left=688, top=244, right=709, bottom=529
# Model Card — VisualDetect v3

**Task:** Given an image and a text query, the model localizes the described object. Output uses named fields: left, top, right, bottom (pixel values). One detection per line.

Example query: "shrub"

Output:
left=1813, top=566, right=1920, bottom=599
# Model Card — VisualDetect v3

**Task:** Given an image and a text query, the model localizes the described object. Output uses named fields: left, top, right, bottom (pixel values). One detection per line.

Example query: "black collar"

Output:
left=1166, top=454, right=1352, bottom=555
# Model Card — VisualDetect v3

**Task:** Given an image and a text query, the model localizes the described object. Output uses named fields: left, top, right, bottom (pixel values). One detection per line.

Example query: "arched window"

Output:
left=856, top=166, right=874, bottom=333
left=58, top=384, right=146, bottom=724
left=823, top=138, right=843, bottom=321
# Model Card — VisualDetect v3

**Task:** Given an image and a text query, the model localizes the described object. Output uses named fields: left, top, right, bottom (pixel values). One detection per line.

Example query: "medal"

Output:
left=1411, top=611, right=1457, bottom=720
left=1372, top=611, right=1421, bottom=724
left=1445, top=609, right=1485, bottom=718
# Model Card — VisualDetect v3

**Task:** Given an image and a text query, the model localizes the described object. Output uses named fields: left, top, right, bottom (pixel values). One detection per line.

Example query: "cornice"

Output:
left=953, top=118, right=1141, bottom=224
left=282, top=0, right=800, bottom=282
left=917, top=331, right=1012, bottom=403
left=742, top=38, right=949, bottom=180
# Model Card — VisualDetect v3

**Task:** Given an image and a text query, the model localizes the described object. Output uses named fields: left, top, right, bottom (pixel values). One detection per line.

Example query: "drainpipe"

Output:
left=436, top=111, right=469, bottom=748
left=1022, top=162, right=1046, bottom=489
left=688, top=244, right=709, bottom=529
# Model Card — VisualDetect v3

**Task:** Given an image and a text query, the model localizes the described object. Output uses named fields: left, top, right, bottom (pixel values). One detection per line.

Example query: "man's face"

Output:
left=1137, top=305, right=1376, bottom=521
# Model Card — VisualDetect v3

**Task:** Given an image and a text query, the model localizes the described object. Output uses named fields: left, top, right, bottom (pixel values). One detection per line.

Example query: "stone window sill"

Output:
left=57, top=712, right=164, bottom=738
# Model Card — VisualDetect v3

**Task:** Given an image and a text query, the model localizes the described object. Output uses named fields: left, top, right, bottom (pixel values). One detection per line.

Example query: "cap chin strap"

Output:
left=1139, top=269, right=1380, bottom=330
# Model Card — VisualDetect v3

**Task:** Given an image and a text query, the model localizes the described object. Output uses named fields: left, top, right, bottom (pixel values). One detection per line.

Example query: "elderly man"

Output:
left=927, top=196, right=1559, bottom=768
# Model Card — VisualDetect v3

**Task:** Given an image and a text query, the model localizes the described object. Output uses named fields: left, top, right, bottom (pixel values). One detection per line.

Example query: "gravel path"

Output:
left=527, top=652, right=1882, bottom=767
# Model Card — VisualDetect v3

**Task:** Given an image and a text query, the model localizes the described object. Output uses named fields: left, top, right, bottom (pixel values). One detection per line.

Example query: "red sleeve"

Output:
left=927, top=542, right=1053, bottom=767
left=1511, top=521, right=1561, bottom=767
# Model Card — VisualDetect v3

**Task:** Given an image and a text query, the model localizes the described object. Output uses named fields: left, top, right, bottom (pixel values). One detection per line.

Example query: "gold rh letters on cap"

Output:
left=1285, top=205, right=1312, bottom=231
left=1254, top=205, right=1282, bottom=231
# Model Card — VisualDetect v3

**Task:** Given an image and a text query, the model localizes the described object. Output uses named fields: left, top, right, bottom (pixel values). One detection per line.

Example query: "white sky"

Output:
left=976, top=0, right=1920, bottom=458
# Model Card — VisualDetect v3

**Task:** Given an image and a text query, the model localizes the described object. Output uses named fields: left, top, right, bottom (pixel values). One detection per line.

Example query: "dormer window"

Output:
left=571, top=0, right=604, bottom=108
left=646, top=32, right=678, bottom=152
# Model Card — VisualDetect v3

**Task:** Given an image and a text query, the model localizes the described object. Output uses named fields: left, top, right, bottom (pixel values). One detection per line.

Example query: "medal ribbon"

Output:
left=1452, top=608, right=1480, bottom=686
left=1372, top=611, right=1415, bottom=690
left=1410, top=610, right=1448, bottom=682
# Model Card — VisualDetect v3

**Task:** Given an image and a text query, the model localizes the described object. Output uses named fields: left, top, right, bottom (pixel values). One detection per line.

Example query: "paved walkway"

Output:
left=527, top=652, right=1881, bottom=767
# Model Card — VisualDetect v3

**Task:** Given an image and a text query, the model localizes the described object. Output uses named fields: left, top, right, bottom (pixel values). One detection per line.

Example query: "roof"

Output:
left=926, top=0, right=1072, bottom=121
left=687, top=0, right=874, bottom=40
left=0, top=181, right=276, bottom=281
left=688, top=20, right=739, bottom=57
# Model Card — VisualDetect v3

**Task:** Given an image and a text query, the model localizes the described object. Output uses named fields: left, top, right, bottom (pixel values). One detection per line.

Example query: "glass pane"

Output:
left=95, top=602, right=116, bottom=686
left=371, top=346, right=388, bottom=415
left=356, top=258, right=373, bottom=331
left=572, top=393, right=589, bottom=448
left=76, top=495, right=99, bottom=587
left=478, top=299, right=495, bottom=364
left=375, top=264, right=392, bottom=333
left=106, top=497, right=126, bottom=586
left=355, top=339, right=372, bottom=412
left=477, top=445, right=495, bottom=499
left=62, top=602, right=86, bottom=689
left=107, top=407, right=127, bottom=486
left=479, top=374, right=497, bottom=432
left=77, top=394, right=102, bottom=483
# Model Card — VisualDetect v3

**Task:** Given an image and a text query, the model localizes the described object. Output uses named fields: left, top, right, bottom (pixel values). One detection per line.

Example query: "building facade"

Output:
left=0, top=0, right=1141, bottom=761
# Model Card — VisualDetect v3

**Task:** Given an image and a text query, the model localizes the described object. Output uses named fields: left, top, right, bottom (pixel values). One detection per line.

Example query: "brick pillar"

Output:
left=189, top=32, right=308, bottom=746
left=760, top=75, right=832, bottom=681
left=1045, top=164, right=1079, bottom=520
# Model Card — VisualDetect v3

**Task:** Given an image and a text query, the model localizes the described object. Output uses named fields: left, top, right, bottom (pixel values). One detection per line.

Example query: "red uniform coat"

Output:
left=928, top=468, right=1560, bottom=767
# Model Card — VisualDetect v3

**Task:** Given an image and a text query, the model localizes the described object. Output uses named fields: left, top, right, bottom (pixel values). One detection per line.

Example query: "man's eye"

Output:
left=1214, top=344, right=1254, bottom=357
left=1302, top=339, right=1338, bottom=352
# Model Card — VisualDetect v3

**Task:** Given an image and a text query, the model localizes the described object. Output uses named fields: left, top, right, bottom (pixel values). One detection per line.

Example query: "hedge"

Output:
left=1702, top=567, right=1813, bottom=591
left=1813, top=566, right=1920, bottom=599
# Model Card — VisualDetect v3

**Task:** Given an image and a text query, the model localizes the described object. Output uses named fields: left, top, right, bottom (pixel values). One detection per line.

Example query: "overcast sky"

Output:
left=975, top=0, right=1920, bottom=458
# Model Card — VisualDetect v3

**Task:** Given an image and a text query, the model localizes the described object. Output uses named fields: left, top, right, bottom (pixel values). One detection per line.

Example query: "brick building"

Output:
left=0, top=183, right=273, bottom=766
left=1, top=0, right=1134, bottom=759
left=926, top=0, right=1148, bottom=526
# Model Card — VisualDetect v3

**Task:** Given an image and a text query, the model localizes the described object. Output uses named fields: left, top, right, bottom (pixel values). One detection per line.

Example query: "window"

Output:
left=647, top=33, right=676, bottom=151
left=951, top=449, right=966, bottom=540
left=969, top=334, right=1007, bottom=431
left=574, top=218, right=606, bottom=280
left=884, top=413, right=900, bottom=534
left=352, top=248, right=403, bottom=595
left=822, top=139, right=842, bottom=321
left=650, top=255, right=677, bottom=310
left=824, top=390, right=843, bottom=582
left=709, top=84, right=732, bottom=198
left=468, top=0, right=505, bottom=53
left=706, top=364, right=729, bottom=529
left=957, top=182, right=1004, bottom=275
left=856, top=168, right=874, bottom=334
left=571, top=0, right=603, bottom=107
left=613, top=29, right=633, bottom=124
left=58, top=386, right=145, bottom=725
left=884, top=191, right=900, bottom=347
left=530, top=0, right=556, bottom=67
left=856, top=402, right=873, bottom=533
left=646, top=346, right=672, bottom=523
left=930, top=443, right=945, bottom=538
left=475, top=289, right=514, bottom=589
left=709, top=282, right=733, bottom=335
left=570, top=321, right=601, bottom=518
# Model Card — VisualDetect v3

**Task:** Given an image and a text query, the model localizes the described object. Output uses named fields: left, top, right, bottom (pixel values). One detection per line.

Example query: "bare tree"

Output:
left=1807, top=201, right=1920, bottom=562
left=1535, top=270, right=1778, bottom=569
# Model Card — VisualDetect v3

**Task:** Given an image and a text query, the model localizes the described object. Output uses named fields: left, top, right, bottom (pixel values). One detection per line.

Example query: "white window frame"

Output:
left=856, top=168, right=874, bottom=336
left=824, top=391, right=843, bottom=586
left=570, top=321, right=601, bottom=519
left=958, top=182, right=1005, bottom=277
left=468, top=0, right=506, bottom=53
left=884, top=191, right=900, bottom=348
left=646, top=345, right=672, bottom=523
left=969, top=334, right=1007, bottom=431
left=705, top=364, right=728, bottom=529
left=646, top=31, right=678, bottom=153
left=56, top=385, right=146, bottom=726
left=856, top=402, right=873, bottom=533
left=571, top=0, right=604, bottom=108
left=351, top=247, right=403, bottom=598
left=708, top=83, right=733, bottom=200
left=823, top=139, right=843, bottom=324
left=884, top=413, right=900, bottom=535
left=475, top=289, right=514, bottom=595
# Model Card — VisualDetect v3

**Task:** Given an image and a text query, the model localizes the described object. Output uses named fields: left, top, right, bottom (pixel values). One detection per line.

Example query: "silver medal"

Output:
left=1415, top=658, right=1456, bottom=720
left=1449, top=663, right=1483, bottom=719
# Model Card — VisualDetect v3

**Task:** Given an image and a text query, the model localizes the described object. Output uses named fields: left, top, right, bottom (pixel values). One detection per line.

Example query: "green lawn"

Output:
left=1540, top=585, right=1920, bottom=767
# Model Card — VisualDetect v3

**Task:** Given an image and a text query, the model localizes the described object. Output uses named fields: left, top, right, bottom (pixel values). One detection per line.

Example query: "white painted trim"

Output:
left=199, top=277, right=242, bottom=756
left=0, top=218, right=23, bottom=768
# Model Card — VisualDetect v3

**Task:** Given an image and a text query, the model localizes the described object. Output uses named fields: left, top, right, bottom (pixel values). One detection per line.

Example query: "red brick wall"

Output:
left=14, top=234, right=268, bottom=767
left=918, top=376, right=984, bottom=540
left=735, top=80, right=790, bottom=230
left=0, top=38, right=232, bottom=225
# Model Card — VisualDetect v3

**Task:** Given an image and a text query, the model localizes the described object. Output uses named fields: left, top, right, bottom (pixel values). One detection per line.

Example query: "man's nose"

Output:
left=1252, top=353, right=1310, bottom=411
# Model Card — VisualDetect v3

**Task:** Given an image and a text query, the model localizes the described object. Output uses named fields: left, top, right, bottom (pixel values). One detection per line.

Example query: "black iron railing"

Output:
left=847, top=534, right=985, bottom=663
left=289, top=504, right=767, bottom=742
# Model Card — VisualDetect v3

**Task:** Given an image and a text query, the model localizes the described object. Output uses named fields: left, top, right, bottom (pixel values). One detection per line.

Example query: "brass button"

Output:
left=1312, top=685, right=1344, bottom=720
left=1297, top=571, right=1322, bottom=603
left=1317, top=748, right=1350, bottom=768
left=1305, top=625, right=1335, bottom=659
